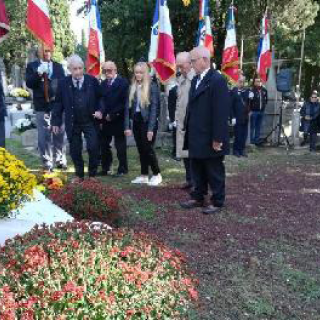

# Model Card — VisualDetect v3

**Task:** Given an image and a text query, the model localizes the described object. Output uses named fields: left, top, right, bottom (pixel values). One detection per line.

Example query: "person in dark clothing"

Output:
left=249, top=77, right=268, bottom=145
left=167, top=84, right=178, bottom=159
left=180, top=46, right=231, bottom=215
left=230, top=76, right=250, bottom=157
left=300, top=93, right=320, bottom=152
left=26, top=45, right=66, bottom=171
left=99, top=61, right=129, bottom=177
left=124, top=62, right=162, bottom=186
left=51, top=55, right=103, bottom=182
left=0, top=75, right=6, bottom=148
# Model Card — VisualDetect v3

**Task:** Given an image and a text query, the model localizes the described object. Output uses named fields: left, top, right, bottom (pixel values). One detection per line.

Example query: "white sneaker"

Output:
left=131, top=176, right=149, bottom=184
left=148, top=174, right=162, bottom=186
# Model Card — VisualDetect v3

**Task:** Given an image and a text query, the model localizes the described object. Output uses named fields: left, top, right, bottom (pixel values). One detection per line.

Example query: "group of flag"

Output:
left=0, top=0, right=272, bottom=85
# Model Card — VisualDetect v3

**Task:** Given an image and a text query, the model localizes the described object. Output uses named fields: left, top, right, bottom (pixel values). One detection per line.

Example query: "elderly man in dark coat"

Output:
left=180, top=46, right=231, bottom=215
left=99, top=61, right=129, bottom=177
left=0, top=76, right=6, bottom=148
left=51, top=55, right=103, bottom=182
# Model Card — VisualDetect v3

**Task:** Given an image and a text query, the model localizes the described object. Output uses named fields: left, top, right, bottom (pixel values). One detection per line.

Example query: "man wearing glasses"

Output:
left=300, top=92, right=320, bottom=152
left=99, top=61, right=129, bottom=176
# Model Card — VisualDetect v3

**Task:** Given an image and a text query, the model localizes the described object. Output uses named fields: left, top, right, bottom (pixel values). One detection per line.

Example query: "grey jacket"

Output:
left=124, top=81, right=160, bottom=132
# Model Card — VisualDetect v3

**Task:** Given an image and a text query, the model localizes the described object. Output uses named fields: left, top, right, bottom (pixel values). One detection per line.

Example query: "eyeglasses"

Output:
left=190, top=57, right=202, bottom=64
left=102, top=69, right=115, bottom=73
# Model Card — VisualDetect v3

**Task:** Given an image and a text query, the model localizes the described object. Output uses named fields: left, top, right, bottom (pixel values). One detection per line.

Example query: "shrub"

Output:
left=0, top=148, right=37, bottom=218
left=49, top=180, right=122, bottom=225
left=0, top=221, right=199, bottom=319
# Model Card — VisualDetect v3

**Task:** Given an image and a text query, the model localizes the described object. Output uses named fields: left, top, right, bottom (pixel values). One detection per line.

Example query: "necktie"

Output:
left=76, top=80, right=80, bottom=90
left=107, top=79, right=112, bottom=87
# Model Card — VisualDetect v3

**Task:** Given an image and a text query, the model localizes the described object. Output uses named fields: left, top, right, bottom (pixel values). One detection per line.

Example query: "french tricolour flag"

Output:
left=221, top=6, right=239, bottom=83
left=257, top=11, right=272, bottom=83
left=148, top=0, right=159, bottom=65
left=86, top=0, right=105, bottom=77
left=152, top=0, right=175, bottom=83
left=197, top=0, right=214, bottom=57
left=26, top=0, right=54, bottom=49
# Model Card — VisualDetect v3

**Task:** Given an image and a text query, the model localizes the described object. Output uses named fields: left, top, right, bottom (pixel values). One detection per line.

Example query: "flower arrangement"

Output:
left=0, top=222, right=199, bottom=319
left=14, top=117, right=36, bottom=133
left=36, top=172, right=66, bottom=195
left=9, top=87, right=30, bottom=98
left=0, top=148, right=37, bottom=218
left=49, top=180, right=122, bottom=225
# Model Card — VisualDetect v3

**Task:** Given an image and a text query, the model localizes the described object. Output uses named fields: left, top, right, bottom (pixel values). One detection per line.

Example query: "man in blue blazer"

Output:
left=51, top=55, right=103, bottom=182
left=26, top=45, right=66, bottom=171
left=99, top=61, right=129, bottom=176
left=181, top=46, right=231, bottom=215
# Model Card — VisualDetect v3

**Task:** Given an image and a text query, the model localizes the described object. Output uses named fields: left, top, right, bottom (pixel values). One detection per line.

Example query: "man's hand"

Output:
left=212, top=141, right=223, bottom=151
left=93, top=111, right=103, bottom=120
left=124, top=130, right=132, bottom=137
left=52, top=126, right=60, bottom=135
left=106, top=114, right=111, bottom=121
left=147, top=131, right=154, bottom=142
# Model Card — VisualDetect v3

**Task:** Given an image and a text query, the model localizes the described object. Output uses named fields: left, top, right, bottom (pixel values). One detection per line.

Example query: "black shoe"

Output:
left=233, top=152, right=241, bottom=158
left=202, top=205, right=223, bottom=215
left=113, top=172, right=127, bottom=178
left=180, top=199, right=204, bottom=209
left=56, top=163, right=68, bottom=170
left=99, top=170, right=112, bottom=176
left=241, top=152, right=248, bottom=158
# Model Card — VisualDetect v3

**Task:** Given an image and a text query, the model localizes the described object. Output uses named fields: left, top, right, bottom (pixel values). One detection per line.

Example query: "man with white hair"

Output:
left=51, top=55, right=103, bottom=182
left=180, top=46, right=231, bottom=215
left=175, top=51, right=195, bottom=189
left=26, top=44, right=66, bottom=171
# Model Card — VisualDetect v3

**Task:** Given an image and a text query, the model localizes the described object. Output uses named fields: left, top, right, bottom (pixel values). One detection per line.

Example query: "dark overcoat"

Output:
left=51, top=74, right=103, bottom=141
left=183, top=69, right=231, bottom=158
left=26, top=60, right=65, bottom=112
left=100, top=76, right=129, bottom=136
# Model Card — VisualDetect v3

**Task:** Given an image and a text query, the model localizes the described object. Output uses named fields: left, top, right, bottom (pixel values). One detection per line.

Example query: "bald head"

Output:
left=102, top=61, right=117, bottom=80
left=176, top=52, right=192, bottom=77
left=189, top=46, right=211, bottom=75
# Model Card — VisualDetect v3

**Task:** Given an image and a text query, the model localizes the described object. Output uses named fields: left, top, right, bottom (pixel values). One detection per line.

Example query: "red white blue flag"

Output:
left=197, top=0, right=214, bottom=57
left=86, top=0, right=105, bottom=76
left=26, top=0, right=54, bottom=49
left=152, top=0, right=175, bottom=83
left=0, top=0, right=9, bottom=44
left=257, top=10, right=272, bottom=83
left=221, top=5, right=239, bottom=83
left=148, top=0, right=159, bottom=65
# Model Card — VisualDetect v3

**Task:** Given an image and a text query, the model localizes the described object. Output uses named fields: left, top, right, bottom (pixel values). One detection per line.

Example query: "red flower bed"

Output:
left=49, top=180, right=122, bottom=226
left=0, top=221, right=198, bottom=319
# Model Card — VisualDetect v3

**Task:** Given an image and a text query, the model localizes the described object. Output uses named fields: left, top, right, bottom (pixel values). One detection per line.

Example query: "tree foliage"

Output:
left=0, top=0, right=75, bottom=73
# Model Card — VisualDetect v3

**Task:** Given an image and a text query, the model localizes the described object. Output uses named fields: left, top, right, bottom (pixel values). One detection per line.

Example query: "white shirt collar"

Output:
left=199, top=68, right=210, bottom=81
left=72, top=76, right=85, bottom=88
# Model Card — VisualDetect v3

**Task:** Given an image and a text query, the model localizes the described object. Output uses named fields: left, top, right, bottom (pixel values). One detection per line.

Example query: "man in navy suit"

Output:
left=99, top=61, right=129, bottom=176
left=26, top=45, right=66, bottom=171
left=180, top=46, right=231, bottom=215
left=51, top=55, right=103, bottom=182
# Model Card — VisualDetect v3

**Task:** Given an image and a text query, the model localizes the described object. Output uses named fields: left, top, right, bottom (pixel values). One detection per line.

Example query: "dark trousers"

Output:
left=0, top=120, right=5, bottom=148
left=133, top=113, right=160, bottom=176
left=310, top=120, right=318, bottom=151
left=69, top=123, right=99, bottom=178
left=250, top=111, right=264, bottom=144
left=233, top=121, right=248, bottom=155
left=172, top=127, right=177, bottom=157
left=183, top=158, right=192, bottom=184
left=191, top=156, right=225, bottom=207
left=100, top=132, right=128, bottom=174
